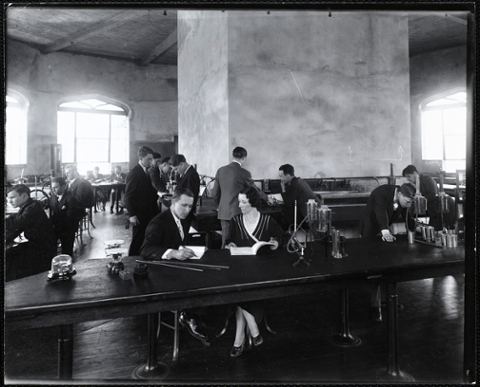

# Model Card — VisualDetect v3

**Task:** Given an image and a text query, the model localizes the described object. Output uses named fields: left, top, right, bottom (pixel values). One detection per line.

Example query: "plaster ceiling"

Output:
left=5, top=7, right=469, bottom=66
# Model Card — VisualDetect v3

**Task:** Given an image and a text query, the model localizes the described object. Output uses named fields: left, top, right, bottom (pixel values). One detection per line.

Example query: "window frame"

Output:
left=5, top=90, right=29, bottom=166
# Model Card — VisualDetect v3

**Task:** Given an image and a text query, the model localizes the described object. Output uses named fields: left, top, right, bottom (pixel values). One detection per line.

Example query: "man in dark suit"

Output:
left=65, top=164, right=95, bottom=211
left=358, top=182, right=416, bottom=322
left=124, top=146, right=159, bottom=256
left=358, top=183, right=416, bottom=241
left=49, top=177, right=85, bottom=257
left=6, top=184, right=57, bottom=281
left=278, top=164, right=320, bottom=230
left=210, top=147, right=267, bottom=247
left=141, top=187, right=210, bottom=346
left=170, top=154, right=200, bottom=229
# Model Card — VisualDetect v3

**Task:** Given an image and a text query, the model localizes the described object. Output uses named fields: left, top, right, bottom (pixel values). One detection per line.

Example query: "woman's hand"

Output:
left=225, top=242, right=237, bottom=250
left=269, top=238, right=279, bottom=250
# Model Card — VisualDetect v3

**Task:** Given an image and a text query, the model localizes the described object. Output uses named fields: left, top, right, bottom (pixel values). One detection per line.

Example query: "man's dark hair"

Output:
left=279, top=164, right=295, bottom=176
left=138, top=146, right=154, bottom=158
left=170, top=154, right=186, bottom=167
left=232, top=147, right=247, bottom=159
left=153, top=152, right=162, bottom=160
left=402, top=165, right=418, bottom=177
left=239, top=186, right=261, bottom=208
left=8, top=184, right=30, bottom=196
left=171, top=187, right=194, bottom=202
left=52, top=177, right=67, bottom=186
left=161, top=157, right=170, bottom=164
left=399, top=182, right=416, bottom=198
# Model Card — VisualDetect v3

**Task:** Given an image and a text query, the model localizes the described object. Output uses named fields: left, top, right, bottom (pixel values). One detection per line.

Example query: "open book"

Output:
left=230, top=241, right=275, bottom=256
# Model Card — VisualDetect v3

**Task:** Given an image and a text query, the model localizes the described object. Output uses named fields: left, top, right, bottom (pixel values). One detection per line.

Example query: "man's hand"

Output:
left=381, top=230, right=396, bottom=242
left=166, top=248, right=196, bottom=260
left=129, top=216, right=140, bottom=226
left=225, top=242, right=237, bottom=250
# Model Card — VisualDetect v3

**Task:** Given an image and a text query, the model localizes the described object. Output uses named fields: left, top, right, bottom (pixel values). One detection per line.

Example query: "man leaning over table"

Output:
left=140, top=187, right=210, bottom=346
left=358, top=182, right=416, bottom=322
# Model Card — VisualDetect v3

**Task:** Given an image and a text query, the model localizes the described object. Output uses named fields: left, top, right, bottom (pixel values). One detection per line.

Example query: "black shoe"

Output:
left=110, top=207, right=114, bottom=214
left=230, top=338, right=246, bottom=357
left=252, top=334, right=263, bottom=347
left=179, top=312, right=210, bottom=346
left=371, top=307, right=383, bottom=322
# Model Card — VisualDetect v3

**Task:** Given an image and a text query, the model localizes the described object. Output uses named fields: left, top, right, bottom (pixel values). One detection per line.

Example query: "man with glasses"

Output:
left=124, top=146, right=159, bottom=256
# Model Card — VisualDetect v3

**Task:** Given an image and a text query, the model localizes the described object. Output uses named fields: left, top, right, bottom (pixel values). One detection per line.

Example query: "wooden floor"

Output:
left=4, top=207, right=466, bottom=384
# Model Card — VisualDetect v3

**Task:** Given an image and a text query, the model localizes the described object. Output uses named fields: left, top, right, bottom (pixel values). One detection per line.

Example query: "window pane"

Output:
left=444, top=160, right=466, bottom=173
left=421, top=110, right=443, bottom=160
left=111, top=115, right=129, bottom=162
left=444, top=135, right=466, bottom=160
left=77, top=113, right=109, bottom=138
left=57, top=111, right=75, bottom=163
left=77, top=139, right=109, bottom=162
left=443, top=108, right=466, bottom=135
left=6, top=106, right=27, bottom=165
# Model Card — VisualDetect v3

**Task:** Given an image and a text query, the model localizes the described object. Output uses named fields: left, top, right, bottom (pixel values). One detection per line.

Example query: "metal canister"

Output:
left=427, top=226, right=435, bottom=243
left=408, top=231, right=415, bottom=244
left=421, top=226, right=427, bottom=241
left=446, top=234, right=454, bottom=248
left=452, top=235, right=458, bottom=248
left=441, top=233, right=447, bottom=246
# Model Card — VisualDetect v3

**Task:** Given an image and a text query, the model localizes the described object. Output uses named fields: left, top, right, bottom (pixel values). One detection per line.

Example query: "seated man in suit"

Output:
left=358, top=182, right=416, bottom=322
left=6, top=184, right=57, bottom=281
left=278, top=164, right=320, bottom=231
left=108, top=164, right=127, bottom=214
left=64, top=164, right=95, bottom=212
left=49, top=177, right=85, bottom=257
left=169, top=154, right=200, bottom=229
left=141, top=187, right=210, bottom=346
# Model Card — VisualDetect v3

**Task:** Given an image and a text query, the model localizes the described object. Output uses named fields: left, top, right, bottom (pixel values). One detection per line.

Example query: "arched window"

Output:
left=6, top=91, right=28, bottom=165
left=420, top=90, right=466, bottom=172
left=57, top=97, right=129, bottom=174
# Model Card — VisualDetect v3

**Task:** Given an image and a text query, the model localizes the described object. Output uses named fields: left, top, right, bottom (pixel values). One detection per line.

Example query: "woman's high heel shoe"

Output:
left=230, top=338, right=245, bottom=357
left=252, top=333, right=263, bottom=346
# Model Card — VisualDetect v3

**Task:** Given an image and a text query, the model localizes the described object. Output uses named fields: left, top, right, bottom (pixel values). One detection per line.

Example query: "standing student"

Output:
left=210, top=147, right=267, bottom=247
left=123, top=146, right=159, bottom=256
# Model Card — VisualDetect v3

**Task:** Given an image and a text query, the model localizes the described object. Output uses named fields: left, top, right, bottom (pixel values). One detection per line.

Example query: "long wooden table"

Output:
left=5, top=237, right=464, bottom=381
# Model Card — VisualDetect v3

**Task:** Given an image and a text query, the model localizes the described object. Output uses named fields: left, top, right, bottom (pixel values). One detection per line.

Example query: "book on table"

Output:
left=230, top=241, right=275, bottom=256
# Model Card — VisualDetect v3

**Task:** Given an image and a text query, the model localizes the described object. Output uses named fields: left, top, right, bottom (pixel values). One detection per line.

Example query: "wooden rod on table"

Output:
left=136, top=260, right=203, bottom=272
left=136, top=259, right=229, bottom=270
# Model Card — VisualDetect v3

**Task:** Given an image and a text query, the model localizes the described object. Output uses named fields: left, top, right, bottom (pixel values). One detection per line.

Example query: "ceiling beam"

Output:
left=139, top=29, right=177, bottom=66
left=445, top=14, right=468, bottom=25
left=41, top=11, right=147, bottom=54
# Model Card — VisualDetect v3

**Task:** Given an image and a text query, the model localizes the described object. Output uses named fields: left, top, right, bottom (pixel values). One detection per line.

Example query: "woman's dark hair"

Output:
left=239, top=186, right=261, bottom=208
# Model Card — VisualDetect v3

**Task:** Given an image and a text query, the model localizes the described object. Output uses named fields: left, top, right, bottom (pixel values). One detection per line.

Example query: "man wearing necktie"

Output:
left=358, top=182, right=416, bottom=322
left=123, top=146, right=159, bottom=256
left=49, top=177, right=85, bottom=257
left=140, top=187, right=210, bottom=345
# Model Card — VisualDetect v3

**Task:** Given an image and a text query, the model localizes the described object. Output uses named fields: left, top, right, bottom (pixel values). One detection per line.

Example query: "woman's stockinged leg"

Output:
left=241, top=308, right=259, bottom=338
left=233, top=306, right=246, bottom=347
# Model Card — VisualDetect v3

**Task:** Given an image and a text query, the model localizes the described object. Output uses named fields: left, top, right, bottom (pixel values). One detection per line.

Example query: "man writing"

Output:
left=140, top=187, right=210, bottom=345
left=6, top=184, right=57, bottom=281
left=278, top=164, right=320, bottom=230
